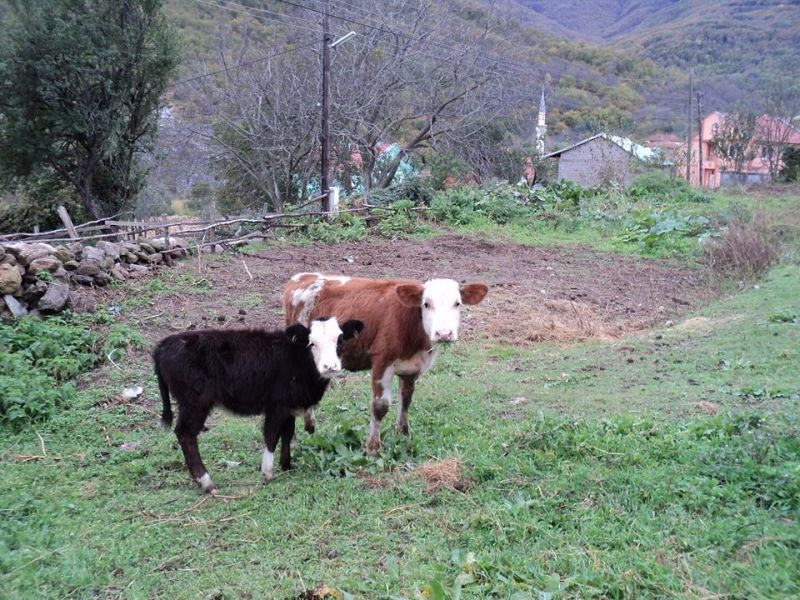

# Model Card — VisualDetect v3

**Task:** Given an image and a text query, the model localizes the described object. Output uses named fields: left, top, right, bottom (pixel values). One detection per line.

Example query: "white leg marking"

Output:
left=198, top=473, right=215, bottom=492
left=261, top=448, right=275, bottom=481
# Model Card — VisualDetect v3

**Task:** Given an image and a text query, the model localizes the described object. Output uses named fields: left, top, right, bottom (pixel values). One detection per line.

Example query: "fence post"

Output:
left=57, top=206, right=80, bottom=241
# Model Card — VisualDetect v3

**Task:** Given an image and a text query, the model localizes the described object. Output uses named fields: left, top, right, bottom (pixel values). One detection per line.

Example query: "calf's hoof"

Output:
left=365, top=439, right=381, bottom=456
left=197, top=473, right=218, bottom=494
left=304, top=423, right=315, bottom=434
left=396, top=423, right=409, bottom=436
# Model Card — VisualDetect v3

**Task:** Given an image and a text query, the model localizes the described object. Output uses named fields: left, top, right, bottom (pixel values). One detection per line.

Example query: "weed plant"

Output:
left=0, top=312, right=145, bottom=430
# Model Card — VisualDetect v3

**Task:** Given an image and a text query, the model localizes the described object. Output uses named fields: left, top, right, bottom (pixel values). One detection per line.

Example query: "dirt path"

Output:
left=110, top=234, right=711, bottom=346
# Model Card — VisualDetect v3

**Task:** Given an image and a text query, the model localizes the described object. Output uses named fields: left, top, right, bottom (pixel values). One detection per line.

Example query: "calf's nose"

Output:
left=435, top=329, right=454, bottom=342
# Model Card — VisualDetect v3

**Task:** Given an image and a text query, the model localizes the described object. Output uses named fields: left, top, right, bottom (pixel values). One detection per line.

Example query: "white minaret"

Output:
left=535, top=87, right=547, bottom=157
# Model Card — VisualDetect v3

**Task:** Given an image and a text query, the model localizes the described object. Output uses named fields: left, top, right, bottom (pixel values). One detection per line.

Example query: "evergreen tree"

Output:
left=0, top=0, right=179, bottom=220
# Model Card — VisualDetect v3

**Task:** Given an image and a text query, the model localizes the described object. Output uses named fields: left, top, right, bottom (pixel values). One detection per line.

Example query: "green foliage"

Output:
left=0, top=0, right=180, bottom=219
left=0, top=312, right=144, bottom=430
left=369, top=177, right=434, bottom=208
left=372, top=200, right=427, bottom=238
left=305, top=211, right=367, bottom=244
left=627, top=172, right=711, bottom=204
left=781, top=147, right=800, bottom=182
left=430, top=185, right=531, bottom=226
left=0, top=174, right=86, bottom=234
left=616, top=209, right=711, bottom=251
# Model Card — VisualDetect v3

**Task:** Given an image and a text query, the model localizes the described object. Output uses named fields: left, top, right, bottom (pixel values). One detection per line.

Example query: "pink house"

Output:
left=686, top=111, right=800, bottom=188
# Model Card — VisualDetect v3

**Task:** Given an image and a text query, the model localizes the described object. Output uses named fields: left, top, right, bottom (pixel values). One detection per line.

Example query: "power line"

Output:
left=166, top=41, right=317, bottom=88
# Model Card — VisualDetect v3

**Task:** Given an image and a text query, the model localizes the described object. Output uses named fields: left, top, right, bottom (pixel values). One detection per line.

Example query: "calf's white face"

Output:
left=396, top=279, right=489, bottom=344
left=308, top=318, right=346, bottom=377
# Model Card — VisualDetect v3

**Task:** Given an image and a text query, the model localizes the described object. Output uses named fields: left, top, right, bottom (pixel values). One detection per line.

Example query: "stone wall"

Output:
left=0, top=237, right=190, bottom=319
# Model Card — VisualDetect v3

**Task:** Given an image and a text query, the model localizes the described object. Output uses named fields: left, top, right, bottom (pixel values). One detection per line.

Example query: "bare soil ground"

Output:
left=109, top=234, right=713, bottom=346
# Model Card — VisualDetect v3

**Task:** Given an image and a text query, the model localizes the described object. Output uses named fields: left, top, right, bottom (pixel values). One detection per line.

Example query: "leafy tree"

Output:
left=0, top=0, right=179, bottom=220
left=781, top=146, right=800, bottom=182
left=709, top=111, right=757, bottom=174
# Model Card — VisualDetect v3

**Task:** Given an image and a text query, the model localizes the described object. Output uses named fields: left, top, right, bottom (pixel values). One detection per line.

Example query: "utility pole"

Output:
left=696, top=91, right=704, bottom=187
left=686, top=69, right=693, bottom=183
left=320, top=0, right=332, bottom=212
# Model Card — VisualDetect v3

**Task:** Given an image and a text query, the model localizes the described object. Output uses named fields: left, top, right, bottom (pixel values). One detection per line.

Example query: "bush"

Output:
left=372, top=200, right=427, bottom=238
left=0, top=174, right=86, bottom=234
left=0, top=312, right=145, bottom=430
left=368, top=177, right=434, bottom=208
left=616, top=209, right=711, bottom=252
left=703, top=208, right=780, bottom=280
left=430, top=184, right=531, bottom=226
left=628, top=172, right=711, bottom=204
left=305, top=211, right=367, bottom=243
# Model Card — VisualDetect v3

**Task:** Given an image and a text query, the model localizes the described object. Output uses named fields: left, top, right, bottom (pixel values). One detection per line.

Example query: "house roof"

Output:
left=542, top=133, right=664, bottom=163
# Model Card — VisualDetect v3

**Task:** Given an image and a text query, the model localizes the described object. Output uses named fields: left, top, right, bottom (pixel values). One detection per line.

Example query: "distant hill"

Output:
left=510, top=0, right=800, bottom=85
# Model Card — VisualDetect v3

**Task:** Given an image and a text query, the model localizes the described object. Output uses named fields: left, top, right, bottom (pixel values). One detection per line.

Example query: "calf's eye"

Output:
left=423, top=302, right=430, bottom=309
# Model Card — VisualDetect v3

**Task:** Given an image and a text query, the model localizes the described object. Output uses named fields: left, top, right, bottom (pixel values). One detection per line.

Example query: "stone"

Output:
left=76, top=261, right=103, bottom=277
left=82, top=246, right=106, bottom=263
left=147, top=252, right=163, bottom=265
left=68, top=290, right=97, bottom=313
left=0, top=264, right=22, bottom=295
left=71, top=273, right=96, bottom=286
left=138, top=241, right=155, bottom=254
left=51, top=267, right=70, bottom=284
left=126, top=263, right=150, bottom=278
left=38, top=282, right=70, bottom=313
left=134, top=252, right=150, bottom=262
left=125, top=252, right=139, bottom=263
left=63, top=260, right=80, bottom=271
left=13, top=243, right=57, bottom=267
left=28, top=256, right=63, bottom=274
left=93, top=272, right=111, bottom=286
left=121, top=242, right=141, bottom=253
left=0, top=246, right=5, bottom=261
left=3, top=294, right=28, bottom=318
left=1, top=254, right=18, bottom=267
left=214, top=244, right=224, bottom=253
left=110, top=264, right=128, bottom=280
left=96, top=240, right=121, bottom=261
left=52, top=246, right=76, bottom=263
left=21, top=280, right=47, bottom=304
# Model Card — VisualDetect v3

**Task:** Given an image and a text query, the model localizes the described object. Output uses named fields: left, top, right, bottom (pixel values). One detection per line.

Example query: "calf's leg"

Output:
left=279, top=417, right=295, bottom=472
left=367, top=363, right=394, bottom=455
left=261, top=415, right=286, bottom=482
left=303, top=407, right=316, bottom=433
left=174, top=401, right=215, bottom=493
left=395, top=374, right=417, bottom=435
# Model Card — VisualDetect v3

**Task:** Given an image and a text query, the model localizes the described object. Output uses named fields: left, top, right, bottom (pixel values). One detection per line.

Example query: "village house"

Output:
left=685, top=111, right=800, bottom=188
left=542, top=133, right=669, bottom=188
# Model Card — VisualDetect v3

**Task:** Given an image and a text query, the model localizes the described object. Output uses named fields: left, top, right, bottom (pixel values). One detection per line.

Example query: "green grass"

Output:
left=1, top=269, right=798, bottom=597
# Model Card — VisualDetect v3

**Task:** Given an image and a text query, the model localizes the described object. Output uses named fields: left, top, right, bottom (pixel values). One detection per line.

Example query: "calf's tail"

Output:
left=153, top=356, right=173, bottom=429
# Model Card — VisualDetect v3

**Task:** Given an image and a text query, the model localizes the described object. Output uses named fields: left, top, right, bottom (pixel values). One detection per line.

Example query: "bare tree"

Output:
left=756, top=77, right=800, bottom=181
left=709, top=111, right=757, bottom=175
left=192, top=25, right=321, bottom=213
left=328, top=0, right=528, bottom=195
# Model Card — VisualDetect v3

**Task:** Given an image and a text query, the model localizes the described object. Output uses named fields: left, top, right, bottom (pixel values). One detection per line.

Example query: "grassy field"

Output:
left=2, top=188, right=799, bottom=598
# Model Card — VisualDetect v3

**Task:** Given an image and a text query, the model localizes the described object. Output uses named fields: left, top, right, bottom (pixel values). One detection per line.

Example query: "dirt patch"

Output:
left=105, top=234, right=713, bottom=346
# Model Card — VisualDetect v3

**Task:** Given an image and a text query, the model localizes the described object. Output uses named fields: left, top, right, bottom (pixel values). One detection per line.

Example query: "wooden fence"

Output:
left=0, top=195, right=424, bottom=249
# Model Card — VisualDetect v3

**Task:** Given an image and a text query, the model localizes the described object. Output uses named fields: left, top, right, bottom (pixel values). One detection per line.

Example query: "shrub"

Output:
left=305, top=211, right=367, bottom=243
left=703, top=208, right=779, bottom=280
left=368, top=177, right=434, bottom=208
left=616, top=209, right=711, bottom=252
left=372, top=200, right=426, bottom=238
left=628, top=172, right=711, bottom=204
left=0, top=312, right=144, bottom=430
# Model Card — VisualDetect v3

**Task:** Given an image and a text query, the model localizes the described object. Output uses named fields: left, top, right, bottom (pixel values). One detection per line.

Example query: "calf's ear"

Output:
left=340, top=319, right=365, bottom=340
left=460, top=283, right=488, bottom=305
left=395, top=283, right=424, bottom=307
left=286, top=324, right=310, bottom=346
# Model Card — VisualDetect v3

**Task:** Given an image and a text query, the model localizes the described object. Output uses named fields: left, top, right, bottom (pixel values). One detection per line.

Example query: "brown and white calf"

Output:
left=153, top=317, right=364, bottom=493
left=283, top=273, right=488, bottom=454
